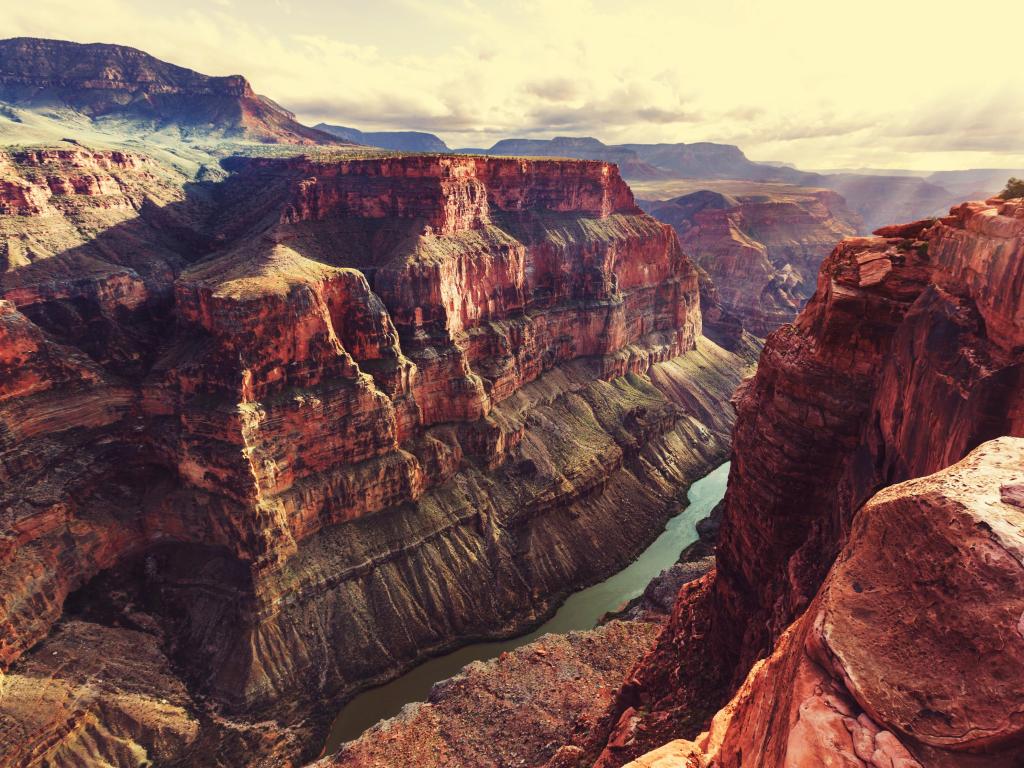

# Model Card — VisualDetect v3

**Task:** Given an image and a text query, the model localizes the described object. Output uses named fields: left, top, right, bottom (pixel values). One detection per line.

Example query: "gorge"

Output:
left=590, top=196, right=1024, bottom=767
left=1, top=32, right=1023, bottom=768
left=322, top=461, right=728, bottom=756
left=0, top=144, right=756, bottom=766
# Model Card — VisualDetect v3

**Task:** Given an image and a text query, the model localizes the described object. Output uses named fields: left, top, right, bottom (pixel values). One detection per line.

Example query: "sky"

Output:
left=5, top=0, right=1024, bottom=170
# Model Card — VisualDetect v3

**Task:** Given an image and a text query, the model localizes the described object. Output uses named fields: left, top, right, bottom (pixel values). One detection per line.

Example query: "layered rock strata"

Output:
left=0, top=149, right=754, bottom=765
left=592, top=197, right=1024, bottom=764
left=646, top=189, right=860, bottom=335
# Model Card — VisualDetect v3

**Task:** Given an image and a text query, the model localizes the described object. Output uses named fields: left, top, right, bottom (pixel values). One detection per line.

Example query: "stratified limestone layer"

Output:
left=622, top=437, right=1024, bottom=768
left=196, top=338, right=749, bottom=716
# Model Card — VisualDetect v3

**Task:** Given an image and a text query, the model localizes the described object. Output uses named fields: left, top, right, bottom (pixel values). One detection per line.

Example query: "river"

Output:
left=322, top=460, right=730, bottom=754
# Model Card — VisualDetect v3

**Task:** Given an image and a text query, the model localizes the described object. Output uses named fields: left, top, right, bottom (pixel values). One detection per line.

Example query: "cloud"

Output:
left=4, top=0, right=1024, bottom=170
left=730, top=117, right=874, bottom=143
left=523, top=78, right=581, bottom=102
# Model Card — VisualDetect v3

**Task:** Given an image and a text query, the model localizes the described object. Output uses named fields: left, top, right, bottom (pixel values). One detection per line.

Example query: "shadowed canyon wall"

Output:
left=620, top=437, right=1024, bottom=768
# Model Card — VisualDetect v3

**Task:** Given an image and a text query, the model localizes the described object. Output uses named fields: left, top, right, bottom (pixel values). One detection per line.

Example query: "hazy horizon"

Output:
left=6, top=0, right=1024, bottom=171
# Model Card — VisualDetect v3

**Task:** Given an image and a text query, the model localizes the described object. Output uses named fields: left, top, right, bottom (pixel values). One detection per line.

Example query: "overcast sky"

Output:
left=7, top=0, right=1024, bottom=170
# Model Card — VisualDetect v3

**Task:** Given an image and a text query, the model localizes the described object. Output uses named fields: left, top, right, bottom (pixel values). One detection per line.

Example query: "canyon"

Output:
left=309, top=196, right=1024, bottom=768
left=1, top=34, right=1023, bottom=768
left=0, top=144, right=756, bottom=766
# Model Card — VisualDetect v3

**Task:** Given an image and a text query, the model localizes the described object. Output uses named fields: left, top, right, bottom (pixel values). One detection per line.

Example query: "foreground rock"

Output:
left=622, top=437, right=1024, bottom=767
left=0, top=148, right=755, bottom=765
left=592, top=197, right=1024, bottom=764
left=0, top=621, right=201, bottom=767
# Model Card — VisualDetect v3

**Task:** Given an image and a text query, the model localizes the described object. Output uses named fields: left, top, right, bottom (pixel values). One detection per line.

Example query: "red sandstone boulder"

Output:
left=624, top=437, right=1024, bottom=768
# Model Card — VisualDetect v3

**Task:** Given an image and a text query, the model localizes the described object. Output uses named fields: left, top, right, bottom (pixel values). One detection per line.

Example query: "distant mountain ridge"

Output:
left=644, top=187, right=861, bottom=334
left=458, top=135, right=815, bottom=184
left=313, top=122, right=449, bottom=152
left=455, top=134, right=996, bottom=230
left=0, top=37, right=341, bottom=145
left=1, top=36, right=1014, bottom=231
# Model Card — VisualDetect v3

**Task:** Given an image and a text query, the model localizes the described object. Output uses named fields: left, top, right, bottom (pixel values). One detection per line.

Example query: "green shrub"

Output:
left=999, top=177, right=1024, bottom=200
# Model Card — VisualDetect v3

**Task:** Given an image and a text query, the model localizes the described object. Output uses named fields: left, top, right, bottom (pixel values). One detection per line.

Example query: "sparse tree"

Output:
left=999, top=177, right=1024, bottom=199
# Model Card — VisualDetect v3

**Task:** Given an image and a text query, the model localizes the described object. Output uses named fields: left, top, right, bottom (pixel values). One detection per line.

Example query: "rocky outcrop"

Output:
left=0, top=620, right=202, bottom=767
left=592, top=197, right=1024, bottom=764
left=622, top=437, right=1024, bottom=767
left=0, top=37, right=342, bottom=144
left=646, top=189, right=861, bottom=335
left=0, top=148, right=755, bottom=765
left=316, top=621, right=662, bottom=768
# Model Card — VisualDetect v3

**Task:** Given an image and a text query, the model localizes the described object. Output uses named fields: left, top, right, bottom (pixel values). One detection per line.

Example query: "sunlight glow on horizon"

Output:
left=5, top=0, right=1023, bottom=171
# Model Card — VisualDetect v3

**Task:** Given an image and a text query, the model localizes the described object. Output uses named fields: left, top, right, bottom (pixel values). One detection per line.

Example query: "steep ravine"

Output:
left=645, top=188, right=861, bottom=336
left=0, top=148, right=757, bottom=766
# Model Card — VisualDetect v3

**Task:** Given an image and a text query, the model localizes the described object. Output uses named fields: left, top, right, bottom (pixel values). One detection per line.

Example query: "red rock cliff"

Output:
left=622, top=437, right=1024, bottom=768
left=160, top=154, right=701, bottom=564
left=594, top=198, right=1024, bottom=764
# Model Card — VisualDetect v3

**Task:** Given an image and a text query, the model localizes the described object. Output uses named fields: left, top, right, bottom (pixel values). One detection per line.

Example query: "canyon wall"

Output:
left=646, top=189, right=861, bottom=336
left=0, top=149, right=754, bottom=765
left=593, top=198, right=1024, bottom=765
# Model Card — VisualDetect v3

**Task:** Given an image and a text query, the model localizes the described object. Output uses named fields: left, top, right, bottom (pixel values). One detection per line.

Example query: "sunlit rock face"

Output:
left=592, top=198, right=1024, bottom=765
left=165, top=154, right=702, bottom=558
left=0, top=37, right=344, bottom=144
left=0, top=148, right=756, bottom=764
left=646, top=189, right=861, bottom=336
